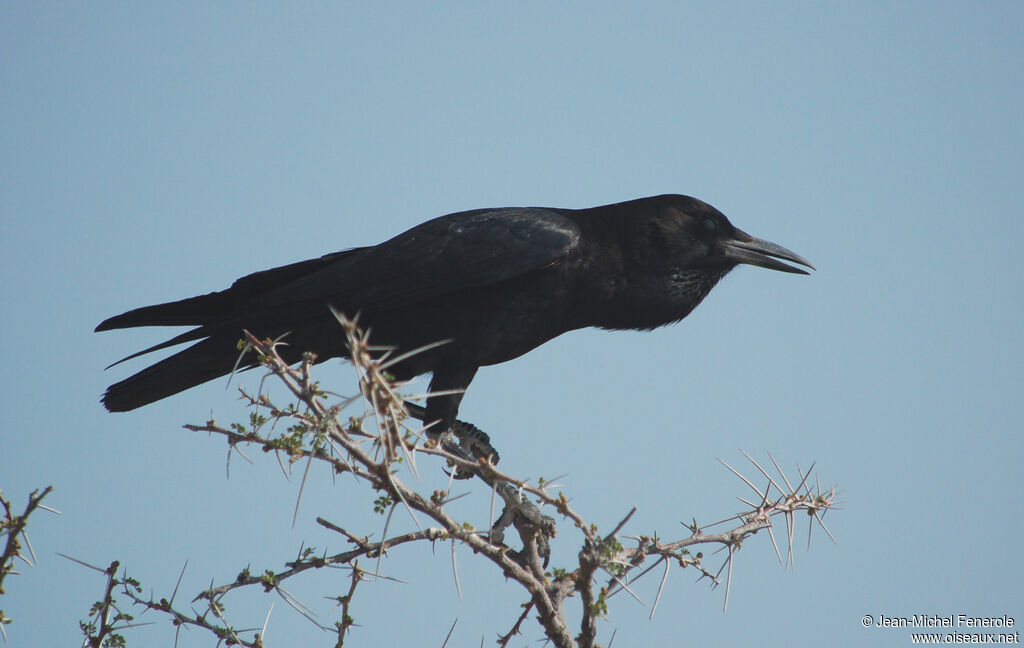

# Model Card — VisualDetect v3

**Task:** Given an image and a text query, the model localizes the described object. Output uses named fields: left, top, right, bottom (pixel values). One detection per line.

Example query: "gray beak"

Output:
left=722, top=230, right=815, bottom=275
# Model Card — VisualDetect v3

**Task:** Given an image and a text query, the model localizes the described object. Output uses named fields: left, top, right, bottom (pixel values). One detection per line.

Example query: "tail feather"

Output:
left=101, top=337, right=244, bottom=412
left=95, top=292, right=230, bottom=331
left=104, top=327, right=209, bottom=369
left=97, top=248, right=361, bottom=410
left=95, top=249, right=357, bottom=332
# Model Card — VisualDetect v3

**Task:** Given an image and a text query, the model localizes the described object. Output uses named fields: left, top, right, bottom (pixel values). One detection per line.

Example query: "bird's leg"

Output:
left=447, top=417, right=500, bottom=465
left=403, top=401, right=500, bottom=474
left=408, top=372, right=552, bottom=561
left=410, top=368, right=501, bottom=477
left=403, top=400, right=551, bottom=564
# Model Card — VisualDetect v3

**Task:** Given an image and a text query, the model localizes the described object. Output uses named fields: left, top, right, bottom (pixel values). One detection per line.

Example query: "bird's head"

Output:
left=602, top=194, right=813, bottom=329
left=637, top=194, right=813, bottom=276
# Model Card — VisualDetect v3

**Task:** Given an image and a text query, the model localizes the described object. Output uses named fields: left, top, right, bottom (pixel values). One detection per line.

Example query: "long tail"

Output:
left=96, top=250, right=355, bottom=333
left=101, top=337, right=245, bottom=412
left=97, top=250, right=359, bottom=411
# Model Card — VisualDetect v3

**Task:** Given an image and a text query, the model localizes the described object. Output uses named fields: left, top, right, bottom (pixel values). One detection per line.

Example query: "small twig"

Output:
left=497, top=601, right=535, bottom=647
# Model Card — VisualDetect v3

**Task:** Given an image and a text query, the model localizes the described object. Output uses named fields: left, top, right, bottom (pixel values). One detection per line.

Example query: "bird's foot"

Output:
left=449, top=418, right=500, bottom=465
left=435, top=431, right=477, bottom=479
left=437, top=421, right=500, bottom=479
left=400, top=402, right=551, bottom=562
left=404, top=401, right=500, bottom=478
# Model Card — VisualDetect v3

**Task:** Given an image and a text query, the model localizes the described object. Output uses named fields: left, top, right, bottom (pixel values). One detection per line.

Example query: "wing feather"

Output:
left=257, top=207, right=580, bottom=311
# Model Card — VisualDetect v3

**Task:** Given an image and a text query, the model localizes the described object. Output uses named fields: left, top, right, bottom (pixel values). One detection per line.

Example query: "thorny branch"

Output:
left=1, top=485, right=58, bottom=642
left=75, top=316, right=837, bottom=647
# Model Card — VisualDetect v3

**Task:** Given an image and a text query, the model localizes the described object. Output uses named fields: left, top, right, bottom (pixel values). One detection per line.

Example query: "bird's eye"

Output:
left=702, top=218, right=716, bottom=234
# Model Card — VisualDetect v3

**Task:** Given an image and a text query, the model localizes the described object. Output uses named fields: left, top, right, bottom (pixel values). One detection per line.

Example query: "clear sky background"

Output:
left=3, top=3, right=1022, bottom=647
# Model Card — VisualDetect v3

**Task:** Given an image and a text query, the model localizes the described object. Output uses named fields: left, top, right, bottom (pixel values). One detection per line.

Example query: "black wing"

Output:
left=98, top=207, right=579, bottom=332
left=255, top=207, right=581, bottom=311
left=96, top=207, right=580, bottom=411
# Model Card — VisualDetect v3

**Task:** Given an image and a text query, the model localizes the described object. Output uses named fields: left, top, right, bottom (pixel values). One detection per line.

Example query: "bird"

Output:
left=97, top=194, right=813, bottom=444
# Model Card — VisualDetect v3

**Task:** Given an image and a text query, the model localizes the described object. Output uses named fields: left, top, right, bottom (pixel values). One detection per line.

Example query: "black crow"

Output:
left=97, top=194, right=813, bottom=443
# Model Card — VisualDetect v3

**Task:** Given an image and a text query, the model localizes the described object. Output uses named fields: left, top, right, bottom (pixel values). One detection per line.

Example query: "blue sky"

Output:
left=3, top=3, right=1022, bottom=646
